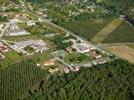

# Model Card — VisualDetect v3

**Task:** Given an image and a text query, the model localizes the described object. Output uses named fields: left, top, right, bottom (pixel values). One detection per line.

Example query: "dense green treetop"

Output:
left=25, top=59, right=134, bottom=100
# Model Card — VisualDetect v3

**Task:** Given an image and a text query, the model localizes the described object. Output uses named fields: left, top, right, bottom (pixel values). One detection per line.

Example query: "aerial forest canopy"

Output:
left=0, top=58, right=134, bottom=100
left=24, top=59, right=134, bottom=100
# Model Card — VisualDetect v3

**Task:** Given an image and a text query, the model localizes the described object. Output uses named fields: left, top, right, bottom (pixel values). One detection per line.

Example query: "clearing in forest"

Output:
left=91, top=18, right=123, bottom=43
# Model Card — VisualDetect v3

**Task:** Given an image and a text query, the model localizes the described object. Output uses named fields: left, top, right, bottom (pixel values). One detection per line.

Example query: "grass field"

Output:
left=91, top=18, right=123, bottom=43
left=30, top=50, right=54, bottom=64
left=3, top=34, right=40, bottom=42
left=64, top=53, right=91, bottom=64
left=3, top=50, right=22, bottom=62
left=0, top=50, right=23, bottom=68
left=63, top=18, right=113, bottom=41
left=103, top=21, right=134, bottom=43
left=105, top=45, right=134, bottom=64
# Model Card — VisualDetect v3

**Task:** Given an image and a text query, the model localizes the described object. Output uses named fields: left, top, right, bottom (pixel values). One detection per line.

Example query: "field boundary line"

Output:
left=91, top=18, right=123, bottom=43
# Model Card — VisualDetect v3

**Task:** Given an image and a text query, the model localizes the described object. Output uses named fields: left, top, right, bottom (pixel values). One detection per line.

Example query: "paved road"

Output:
left=13, top=2, right=110, bottom=49
left=1, top=40, right=20, bottom=52
left=7, top=2, right=90, bottom=45
left=24, top=7, right=97, bottom=49
left=0, top=23, right=10, bottom=39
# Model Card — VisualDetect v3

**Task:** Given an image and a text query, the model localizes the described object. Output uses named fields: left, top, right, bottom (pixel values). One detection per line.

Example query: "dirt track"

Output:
left=92, top=18, right=123, bottom=43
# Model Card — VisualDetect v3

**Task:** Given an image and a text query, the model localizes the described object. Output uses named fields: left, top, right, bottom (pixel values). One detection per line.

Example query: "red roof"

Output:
left=0, top=46, right=8, bottom=52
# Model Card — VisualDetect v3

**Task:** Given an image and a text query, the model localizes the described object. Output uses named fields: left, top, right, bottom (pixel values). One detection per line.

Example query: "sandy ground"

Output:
left=105, top=45, right=134, bottom=64
left=92, top=18, right=123, bottom=43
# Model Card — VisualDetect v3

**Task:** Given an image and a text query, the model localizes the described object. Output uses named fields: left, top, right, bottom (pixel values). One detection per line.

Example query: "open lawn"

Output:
left=103, top=20, right=134, bottom=43
left=64, top=52, right=91, bottom=64
left=3, top=50, right=22, bottom=62
left=30, top=50, right=54, bottom=64
left=105, top=45, right=134, bottom=64
left=0, top=50, right=24, bottom=68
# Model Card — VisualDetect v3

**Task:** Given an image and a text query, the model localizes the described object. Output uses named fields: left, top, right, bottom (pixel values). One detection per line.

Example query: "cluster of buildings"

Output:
left=47, top=32, right=111, bottom=74
left=0, top=42, right=8, bottom=53
left=4, top=23, right=30, bottom=36
left=64, top=38, right=108, bottom=65
left=11, top=39, right=49, bottom=54
left=71, top=42, right=96, bottom=53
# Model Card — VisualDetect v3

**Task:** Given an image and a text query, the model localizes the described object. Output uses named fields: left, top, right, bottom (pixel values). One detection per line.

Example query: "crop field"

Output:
left=0, top=60, right=46, bottom=100
left=103, top=21, right=134, bottom=43
left=91, top=18, right=123, bottom=43
left=63, top=18, right=112, bottom=41
left=105, top=45, right=134, bottom=64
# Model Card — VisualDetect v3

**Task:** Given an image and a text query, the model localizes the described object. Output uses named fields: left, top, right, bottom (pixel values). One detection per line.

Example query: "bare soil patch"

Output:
left=105, top=45, right=134, bottom=64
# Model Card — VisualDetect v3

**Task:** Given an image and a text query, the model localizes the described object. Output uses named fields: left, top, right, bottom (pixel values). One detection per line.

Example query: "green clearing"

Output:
left=103, top=21, right=134, bottom=43
left=0, top=50, right=23, bottom=68
left=3, top=50, right=22, bottom=62
left=63, top=18, right=113, bottom=41
left=64, top=53, right=91, bottom=64
left=0, top=50, right=24, bottom=68
left=0, top=49, right=54, bottom=68
left=30, top=50, right=54, bottom=64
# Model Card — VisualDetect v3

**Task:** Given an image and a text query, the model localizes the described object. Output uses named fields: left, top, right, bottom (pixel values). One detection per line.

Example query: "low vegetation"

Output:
left=63, top=18, right=112, bottom=41
left=64, top=52, right=91, bottom=64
